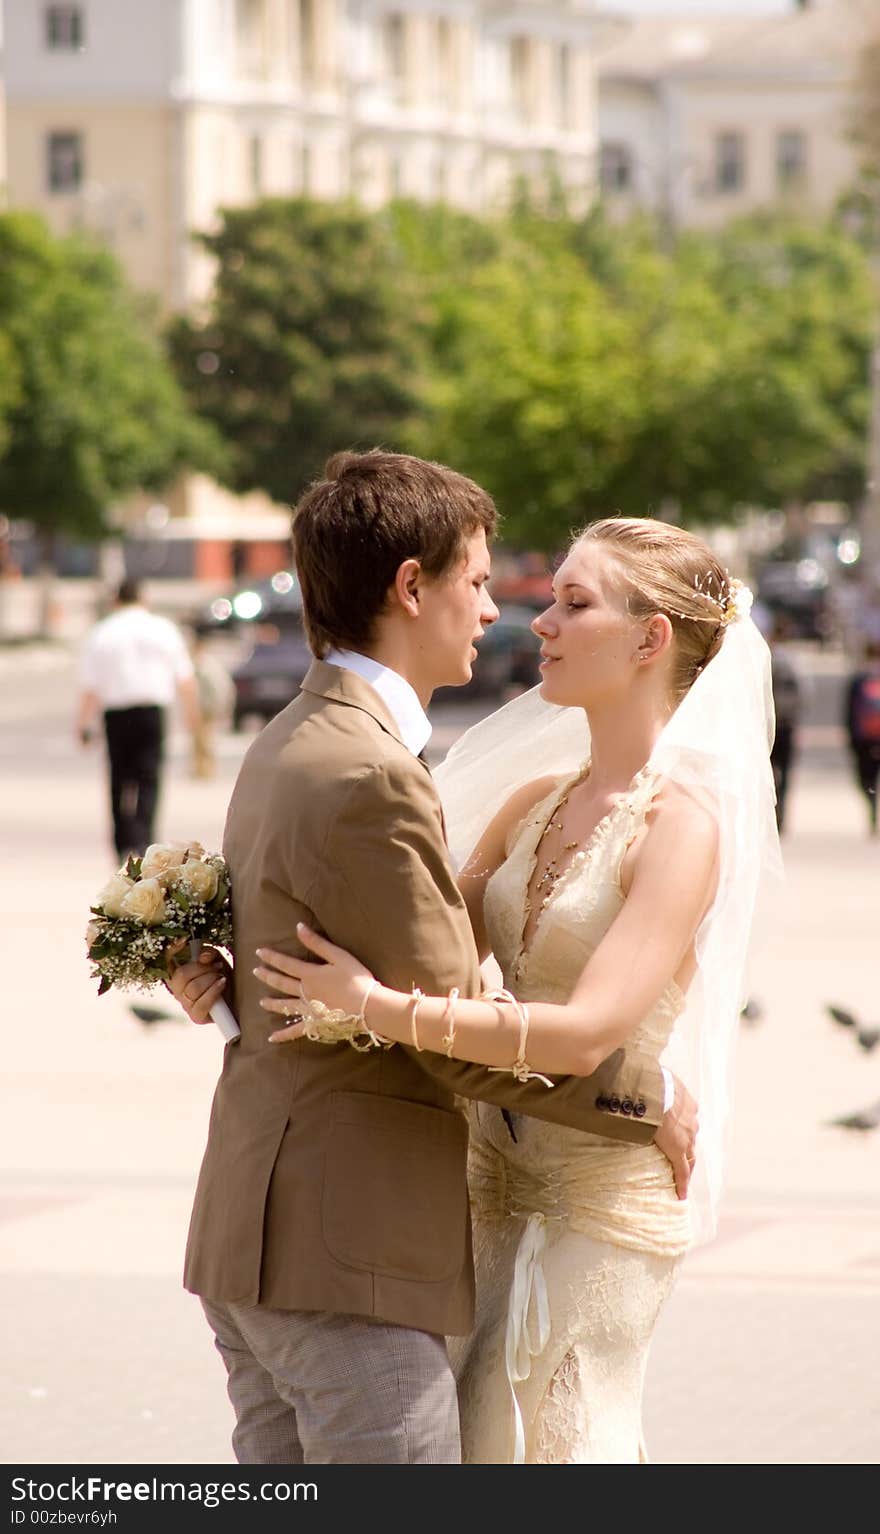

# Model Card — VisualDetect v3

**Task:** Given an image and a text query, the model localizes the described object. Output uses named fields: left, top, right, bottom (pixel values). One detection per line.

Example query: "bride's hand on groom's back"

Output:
left=653, top=1077, right=698, bottom=1200
left=167, top=942, right=230, bottom=1026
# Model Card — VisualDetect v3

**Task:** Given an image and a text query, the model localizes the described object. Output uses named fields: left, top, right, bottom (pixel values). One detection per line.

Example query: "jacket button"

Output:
left=608, top=1096, right=621, bottom=1113
left=621, top=1099, right=634, bottom=1115
left=634, top=1101, right=647, bottom=1118
left=596, top=1094, right=610, bottom=1111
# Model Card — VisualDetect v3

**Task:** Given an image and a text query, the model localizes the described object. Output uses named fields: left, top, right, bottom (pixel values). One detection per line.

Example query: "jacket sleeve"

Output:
left=311, top=755, right=664, bottom=1144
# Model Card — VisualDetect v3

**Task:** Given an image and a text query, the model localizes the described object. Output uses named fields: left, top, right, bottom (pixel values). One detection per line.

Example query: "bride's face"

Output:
left=532, top=542, right=643, bottom=709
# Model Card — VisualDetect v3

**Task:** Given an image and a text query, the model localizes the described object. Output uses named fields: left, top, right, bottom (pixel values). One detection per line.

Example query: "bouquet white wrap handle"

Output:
left=190, top=939, right=240, bottom=1042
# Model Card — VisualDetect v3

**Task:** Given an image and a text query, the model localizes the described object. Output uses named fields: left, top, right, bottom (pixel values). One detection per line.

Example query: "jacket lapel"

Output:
left=300, top=659, right=410, bottom=754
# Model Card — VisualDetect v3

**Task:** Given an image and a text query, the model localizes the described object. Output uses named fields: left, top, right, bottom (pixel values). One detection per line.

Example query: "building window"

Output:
left=47, top=131, right=83, bottom=193
left=435, top=17, right=453, bottom=104
left=299, top=0, right=317, bottom=83
left=599, top=141, right=632, bottom=194
left=299, top=141, right=311, bottom=194
left=777, top=129, right=807, bottom=190
left=714, top=131, right=745, bottom=194
left=429, top=157, right=448, bottom=203
left=237, top=0, right=268, bottom=80
left=511, top=37, right=530, bottom=117
left=45, top=4, right=84, bottom=50
left=383, top=13, right=406, bottom=94
left=556, top=44, right=572, bottom=130
left=249, top=135, right=263, bottom=195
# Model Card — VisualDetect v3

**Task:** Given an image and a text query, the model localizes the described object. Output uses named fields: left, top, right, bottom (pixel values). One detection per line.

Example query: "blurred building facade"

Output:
left=4, top=1, right=877, bottom=575
left=4, top=0, right=606, bottom=310
left=3, top=0, right=612, bottom=567
left=595, top=0, right=876, bottom=232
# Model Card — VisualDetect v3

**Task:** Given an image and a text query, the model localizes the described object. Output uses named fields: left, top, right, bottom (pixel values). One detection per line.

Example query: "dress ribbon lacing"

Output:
left=505, top=1211, right=551, bottom=1464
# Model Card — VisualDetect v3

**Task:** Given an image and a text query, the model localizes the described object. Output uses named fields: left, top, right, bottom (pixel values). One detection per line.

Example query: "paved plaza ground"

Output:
left=1, top=619, right=878, bottom=1466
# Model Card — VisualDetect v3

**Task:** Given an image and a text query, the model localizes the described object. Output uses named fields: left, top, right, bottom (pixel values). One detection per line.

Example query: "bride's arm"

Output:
left=257, top=788, right=719, bottom=1078
left=457, top=775, right=560, bottom=960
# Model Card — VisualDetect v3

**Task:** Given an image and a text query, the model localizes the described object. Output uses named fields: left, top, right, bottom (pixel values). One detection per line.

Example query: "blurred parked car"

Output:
left=433, top=605, right=542, bottom=703
left=756, top=561, right=831, bottom=641
left=195, top=570, right=303, bottom=635
left=231, top=629, right=313, bottom=730
left=755, top=534, right=843, bottom=643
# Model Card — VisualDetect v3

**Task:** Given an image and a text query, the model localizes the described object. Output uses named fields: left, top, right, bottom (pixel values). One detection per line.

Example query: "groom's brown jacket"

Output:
left=184, top=661, right=664, bottom=1335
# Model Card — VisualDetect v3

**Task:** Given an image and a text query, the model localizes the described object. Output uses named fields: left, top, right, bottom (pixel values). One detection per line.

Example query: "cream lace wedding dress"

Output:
left=451, top=766, right=692, bottom=1465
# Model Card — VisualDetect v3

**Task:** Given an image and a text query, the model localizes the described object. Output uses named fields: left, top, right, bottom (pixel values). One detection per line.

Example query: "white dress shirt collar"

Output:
left=324, top=648, right=432, bottom=758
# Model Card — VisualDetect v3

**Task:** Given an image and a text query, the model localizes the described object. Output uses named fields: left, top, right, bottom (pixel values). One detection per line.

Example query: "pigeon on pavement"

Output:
left=824, top=1004, right=880, bottom=1053
left=827, top=1100, right=880, bottom=1131
left=129, top=1003, right=180, bottom=1026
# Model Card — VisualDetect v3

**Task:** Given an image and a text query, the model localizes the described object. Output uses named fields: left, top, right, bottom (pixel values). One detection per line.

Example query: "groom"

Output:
left=174, top=449, right=696, bottom=1464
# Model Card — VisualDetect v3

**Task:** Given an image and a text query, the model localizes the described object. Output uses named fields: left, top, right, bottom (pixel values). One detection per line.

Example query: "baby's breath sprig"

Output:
left=86, top=842, right=233, bottom=997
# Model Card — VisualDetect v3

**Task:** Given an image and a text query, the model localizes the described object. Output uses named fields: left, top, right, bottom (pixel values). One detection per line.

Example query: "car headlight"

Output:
left=232, top=591, right=264, bottom=620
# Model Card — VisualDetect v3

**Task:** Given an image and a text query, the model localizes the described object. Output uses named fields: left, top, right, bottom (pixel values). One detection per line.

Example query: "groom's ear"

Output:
left=393, top=558, right=423, bottom=619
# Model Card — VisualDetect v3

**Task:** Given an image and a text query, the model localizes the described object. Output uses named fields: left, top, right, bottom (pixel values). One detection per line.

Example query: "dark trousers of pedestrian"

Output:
left=851, top=744, right=880, bottom=834
left=103, top=705, right=165, bottom=860
left=770, top=724, right=795, bottom=833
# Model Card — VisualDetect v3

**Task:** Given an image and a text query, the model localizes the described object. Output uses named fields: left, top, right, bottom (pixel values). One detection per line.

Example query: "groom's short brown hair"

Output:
left=292, top=449, right=498, bottom=657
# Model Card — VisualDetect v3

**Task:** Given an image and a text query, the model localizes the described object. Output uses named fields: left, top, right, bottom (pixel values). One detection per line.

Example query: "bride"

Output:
left=252, top=517, right=780, bottom=1464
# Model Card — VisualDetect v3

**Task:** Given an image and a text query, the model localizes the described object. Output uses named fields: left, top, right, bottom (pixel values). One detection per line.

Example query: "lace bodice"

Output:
left=485, top=763, right=685, bottom=1054
left=474, top=763, right=691, bottom=1258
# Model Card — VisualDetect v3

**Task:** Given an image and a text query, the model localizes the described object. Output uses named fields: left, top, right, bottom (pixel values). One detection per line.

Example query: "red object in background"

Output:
left=194, top=539, right=291, bottom=581
left=493, top=572, right=554, bottom=608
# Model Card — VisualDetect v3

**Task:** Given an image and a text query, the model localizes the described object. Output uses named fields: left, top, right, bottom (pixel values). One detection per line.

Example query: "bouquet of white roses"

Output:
left=86, top=840, right=239, bottom=1041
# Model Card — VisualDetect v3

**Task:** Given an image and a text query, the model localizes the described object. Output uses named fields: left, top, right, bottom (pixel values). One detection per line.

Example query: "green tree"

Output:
left=0, top=212, right=217, bottom=581
left=420, top=234, right=646, bottom=547
left=171, top=198, right=426, bottom=503
left=676, top=215, right=873, bottom=510
left=0, top=331, right=22, bottom=462
left=415, top=208, right=873, bottom=547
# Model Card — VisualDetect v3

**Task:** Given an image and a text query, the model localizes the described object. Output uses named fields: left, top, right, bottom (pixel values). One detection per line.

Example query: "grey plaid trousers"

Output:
left=201, top=1297, right=461, bottom=1465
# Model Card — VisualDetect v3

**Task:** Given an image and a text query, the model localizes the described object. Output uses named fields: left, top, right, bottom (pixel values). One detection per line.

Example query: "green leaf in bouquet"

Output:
left=124, top=855, right=143, bottom=879
left=211, top=879, right=229, bottom=908
left=171, top=888, right=192, bottom=912
left=97, top=975, right=113, bottom=996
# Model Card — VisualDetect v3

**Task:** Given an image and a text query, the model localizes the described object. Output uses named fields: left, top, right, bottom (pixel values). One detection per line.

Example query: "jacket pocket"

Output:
left=323, top=1091, right=469, bottom=1283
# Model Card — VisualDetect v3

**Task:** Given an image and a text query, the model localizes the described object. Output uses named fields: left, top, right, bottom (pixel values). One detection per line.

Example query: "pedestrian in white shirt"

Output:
left=76, top=579, right=200, bottom=860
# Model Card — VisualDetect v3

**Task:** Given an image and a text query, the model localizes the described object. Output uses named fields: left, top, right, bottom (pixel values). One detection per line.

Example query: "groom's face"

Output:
left=416, top=529, right=498, bottom=691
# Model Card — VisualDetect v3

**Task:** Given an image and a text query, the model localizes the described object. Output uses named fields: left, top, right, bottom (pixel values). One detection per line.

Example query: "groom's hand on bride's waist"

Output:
left=653, top=1076, right=698, bottom=1200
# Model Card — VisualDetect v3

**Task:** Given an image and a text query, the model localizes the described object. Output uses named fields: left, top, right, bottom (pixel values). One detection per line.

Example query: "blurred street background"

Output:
left=1, top=585, right=879, bottom=1466
left=2, top=0, right=880, bottom=1468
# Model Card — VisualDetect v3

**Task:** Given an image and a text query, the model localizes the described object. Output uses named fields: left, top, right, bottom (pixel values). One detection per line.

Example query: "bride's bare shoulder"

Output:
left=495, top=774, right=564, bottom=847
left=646, top=777, right=719, bottom=856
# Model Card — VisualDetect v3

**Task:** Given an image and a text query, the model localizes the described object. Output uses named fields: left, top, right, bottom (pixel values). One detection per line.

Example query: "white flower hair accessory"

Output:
left=720, top=578, right=754, bottom=626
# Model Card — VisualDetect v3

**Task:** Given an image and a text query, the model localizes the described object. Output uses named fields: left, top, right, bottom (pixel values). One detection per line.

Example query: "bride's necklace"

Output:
left=533, top=779, right=583, bottom=908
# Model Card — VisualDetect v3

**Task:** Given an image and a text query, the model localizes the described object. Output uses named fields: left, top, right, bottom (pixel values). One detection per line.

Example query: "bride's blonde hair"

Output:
left=574, top=517, right=732, bottom=702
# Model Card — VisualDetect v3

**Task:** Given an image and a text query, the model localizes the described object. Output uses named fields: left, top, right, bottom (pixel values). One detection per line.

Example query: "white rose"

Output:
left=184, top=840, right=206, bottom=860
left=97, top=873, right=135, bottom=917
left=120, top=878, right=168, bottom=925
left=140, top=843, right=188, bottom=880
left=174, top=860, right=218, bottom=902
